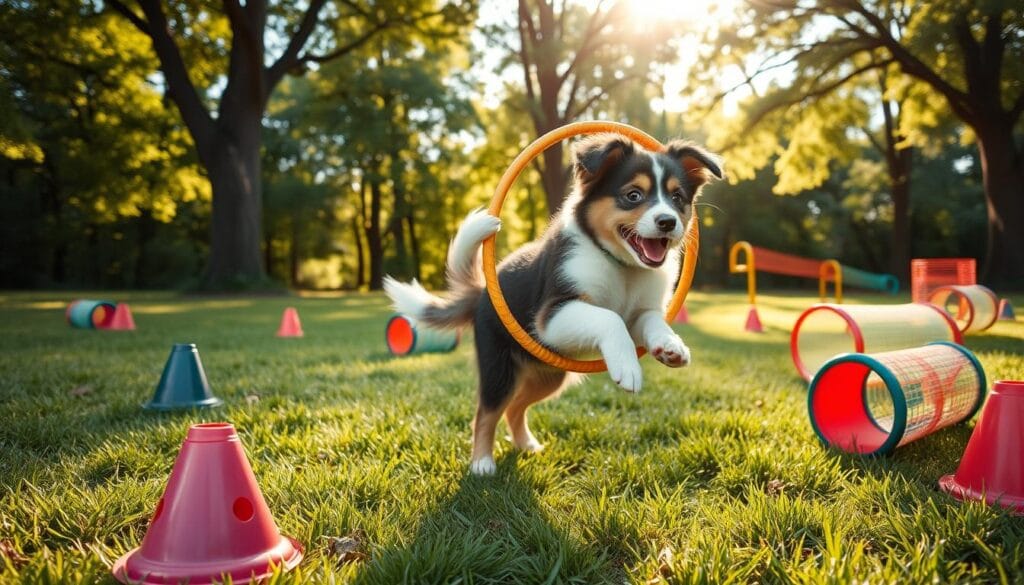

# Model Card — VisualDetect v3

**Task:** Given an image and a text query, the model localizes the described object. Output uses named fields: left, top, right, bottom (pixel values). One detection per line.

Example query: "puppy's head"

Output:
left=572, top=134, right=722, bottom=269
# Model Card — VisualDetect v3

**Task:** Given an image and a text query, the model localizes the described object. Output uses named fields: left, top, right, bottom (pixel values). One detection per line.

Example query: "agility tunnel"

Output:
left=808, top=342, right=985, bottom=456
left=928, top=284, right=999, bottom=334
left=385, top=315, right=459, bottom=356
left=911, top=257, right=975, bottom=302
left=791, top=303, right=962, bottom=381
left=729, top=241, right=842, bottom=304
left=839, top=265, right=900, bottom=294
left=66, top=299, right=117, bottom=329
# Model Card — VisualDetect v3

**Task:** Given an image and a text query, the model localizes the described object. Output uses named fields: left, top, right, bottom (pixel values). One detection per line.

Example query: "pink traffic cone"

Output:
left=112, top=423, right=303, bottom=583
left=940, top=381, right=1024, bottom=515
left=106, top=303, right=136, bottom=331
left=744, top=306, right=763, bottom=333
left=673, top=304, right=689, bottom=324
left=276, top=307, right=304, bottom=337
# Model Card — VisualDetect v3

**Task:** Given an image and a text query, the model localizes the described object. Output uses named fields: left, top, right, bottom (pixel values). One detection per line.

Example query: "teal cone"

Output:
left=144, top=343, right=223, bottom=410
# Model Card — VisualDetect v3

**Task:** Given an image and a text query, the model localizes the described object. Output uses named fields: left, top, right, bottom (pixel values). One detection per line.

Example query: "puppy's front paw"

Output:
left=605, top=352, right=643, bottom=393
left=470, top=456, right=496, bottom=476
left=650, top=334, right=691, bottom=368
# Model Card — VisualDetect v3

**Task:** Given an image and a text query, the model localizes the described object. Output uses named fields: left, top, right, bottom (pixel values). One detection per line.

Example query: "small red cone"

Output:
left=999, top=298, right=1016, bottom=321
left=673, top=304, right=689, bottom=324
left=105, top=303, right=136, bottom=331
left=276, top=307, right=304, bottom=337
left=112, top=423, right=303, bottom=584
left=940, top=380, right=1024, bottom=515
left=744, top=306, right=764, bottom=333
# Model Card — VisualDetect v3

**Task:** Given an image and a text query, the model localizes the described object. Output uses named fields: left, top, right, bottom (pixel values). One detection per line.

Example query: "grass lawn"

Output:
left=1, top=289, right=1022, bottom=584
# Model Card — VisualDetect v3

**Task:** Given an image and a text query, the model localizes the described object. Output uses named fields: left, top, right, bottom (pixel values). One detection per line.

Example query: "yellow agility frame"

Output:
left=728, top=241, right=842, bottom=305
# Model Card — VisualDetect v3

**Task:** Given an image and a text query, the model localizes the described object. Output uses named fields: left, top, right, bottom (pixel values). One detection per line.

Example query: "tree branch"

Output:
left=835, top=0, right=975, bottom=122
left=517, top=0, right=542, bottom=130
left=298, top=19, right=392, bottom=64
left=265, top=0, right=328, bottom=92
left=112, top=0, right=215, bottom=160
left=106, top=0, right=148, bottom=33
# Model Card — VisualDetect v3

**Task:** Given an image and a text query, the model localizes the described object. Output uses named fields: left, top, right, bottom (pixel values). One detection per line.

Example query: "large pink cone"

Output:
left=939, top=381, right=1024, bottom=515
left=112, top=423, right=303, bottom=583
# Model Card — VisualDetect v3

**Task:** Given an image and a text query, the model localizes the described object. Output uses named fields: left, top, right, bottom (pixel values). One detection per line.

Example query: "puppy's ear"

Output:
left=666, top=140, right=724, bottom=187
left=573, top=134, right=634, bottom=184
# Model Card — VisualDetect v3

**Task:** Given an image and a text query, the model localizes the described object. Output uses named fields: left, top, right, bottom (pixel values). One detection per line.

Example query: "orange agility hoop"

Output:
left=481, top=121, right=700, bottom=373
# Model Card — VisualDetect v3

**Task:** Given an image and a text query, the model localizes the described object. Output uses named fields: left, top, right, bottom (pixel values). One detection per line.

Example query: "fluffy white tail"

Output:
left=383, top=209, right=501, bottom=328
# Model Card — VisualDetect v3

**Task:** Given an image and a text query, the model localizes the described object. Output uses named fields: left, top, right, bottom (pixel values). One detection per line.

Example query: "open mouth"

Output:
left=618, top=226, right=670, bottom=267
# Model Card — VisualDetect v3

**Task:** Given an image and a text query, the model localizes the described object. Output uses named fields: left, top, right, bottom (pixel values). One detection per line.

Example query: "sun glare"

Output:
left=623, top=0, right=742, bottom=27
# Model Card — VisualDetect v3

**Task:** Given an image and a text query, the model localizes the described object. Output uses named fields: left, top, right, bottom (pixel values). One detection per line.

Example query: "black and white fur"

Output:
left=384, top=134, right=722, bottom=475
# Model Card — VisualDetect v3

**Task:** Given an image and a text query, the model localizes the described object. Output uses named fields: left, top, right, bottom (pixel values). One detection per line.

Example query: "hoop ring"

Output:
left=481, top=121, right=700, bottom=373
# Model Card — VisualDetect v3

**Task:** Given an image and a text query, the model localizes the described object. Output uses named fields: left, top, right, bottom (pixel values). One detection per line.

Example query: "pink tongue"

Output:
left=639, top=237, right=668, bottom=262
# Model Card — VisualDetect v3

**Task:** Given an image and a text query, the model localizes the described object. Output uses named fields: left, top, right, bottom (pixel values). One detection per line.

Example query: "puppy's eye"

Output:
left=671, top=190, right=690, bottom=206
left=624, top=190, right=644, bottom=203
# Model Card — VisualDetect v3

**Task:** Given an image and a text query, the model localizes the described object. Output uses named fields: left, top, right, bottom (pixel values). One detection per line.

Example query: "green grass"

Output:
left=1, top=290, right=1022, bottom=584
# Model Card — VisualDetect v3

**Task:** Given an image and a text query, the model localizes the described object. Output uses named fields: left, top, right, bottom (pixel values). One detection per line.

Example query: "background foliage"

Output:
left=0, top=0, right=1019, bottom=290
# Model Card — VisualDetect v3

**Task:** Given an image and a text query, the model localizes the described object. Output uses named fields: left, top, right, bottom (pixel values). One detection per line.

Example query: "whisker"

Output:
left=694, top=202, right=724, bottom=213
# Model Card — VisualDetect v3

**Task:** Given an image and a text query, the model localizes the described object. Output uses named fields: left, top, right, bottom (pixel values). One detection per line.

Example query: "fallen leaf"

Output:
left=70, top=385, right=93, bottom=397
left=657, top=546, right=674, bottom=578
left=766, top=479, right=787, bottom=495
left=0, top=540, right=27, bottom=568
left=324, top=530, right=368, bottom=565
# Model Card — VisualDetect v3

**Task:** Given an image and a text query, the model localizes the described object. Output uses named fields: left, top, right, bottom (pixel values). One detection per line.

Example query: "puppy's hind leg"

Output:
left=505, top=368, right=566, bottom=453
left=470, top=333, right=517, bottom=476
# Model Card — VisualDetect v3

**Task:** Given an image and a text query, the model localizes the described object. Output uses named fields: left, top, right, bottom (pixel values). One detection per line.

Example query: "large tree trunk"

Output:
left=366, top=175, right=384, bottom=290
left=540, top=144, right=567, bottom=214
left=406, top=214, right=421, bottom=281
left=351, top=215, right=365, bottom=289
left=975, top=122, right=1024, bottom=284
left=889, top=168, right=911, bottom=285
left=202, top=126, right=266, bottom=288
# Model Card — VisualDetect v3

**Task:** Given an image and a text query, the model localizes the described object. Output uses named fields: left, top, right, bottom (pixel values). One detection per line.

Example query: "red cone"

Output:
left=112, top=423, right=303, bottom=584
left=105, top=303, right=136, bottom=331
left=744, top=306, right=763, bottom=333
left=939, top=380, right=1024, bottom=515
left=276, top=307, right=304, bottom=337
left=673, top=304, right=689, bottom=324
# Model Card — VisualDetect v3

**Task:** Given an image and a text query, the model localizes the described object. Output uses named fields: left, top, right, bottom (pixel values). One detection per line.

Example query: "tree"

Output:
left=694, top=0, right=1024, bottom=283
left=0, top=1, right=208, bottom=287
left=104, top=0, right=475, bottom=289
left=487, top=0, right=677, bottom=213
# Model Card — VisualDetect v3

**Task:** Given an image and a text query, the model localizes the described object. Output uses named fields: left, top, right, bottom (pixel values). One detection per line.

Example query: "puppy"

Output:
left=384, top=134, right=722, bottom=475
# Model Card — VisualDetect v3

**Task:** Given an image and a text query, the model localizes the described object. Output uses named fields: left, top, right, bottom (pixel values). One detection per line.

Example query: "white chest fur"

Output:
left=558, top=222, right=681, bottom=319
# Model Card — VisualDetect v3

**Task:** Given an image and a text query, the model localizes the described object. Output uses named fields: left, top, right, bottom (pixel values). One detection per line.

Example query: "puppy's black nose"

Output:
left=655, top=214, right=677, bottom=232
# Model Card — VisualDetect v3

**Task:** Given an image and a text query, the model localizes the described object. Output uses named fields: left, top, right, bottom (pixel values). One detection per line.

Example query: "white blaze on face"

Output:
left=636, top=154, right=684, bottom=241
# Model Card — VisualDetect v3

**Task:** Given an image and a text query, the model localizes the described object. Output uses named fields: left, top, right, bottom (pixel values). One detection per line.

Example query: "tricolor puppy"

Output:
left=384, top=134, right=722, bottom=475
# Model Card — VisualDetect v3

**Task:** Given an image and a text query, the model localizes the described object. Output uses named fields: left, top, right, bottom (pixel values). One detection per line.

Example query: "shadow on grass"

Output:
left=961, top=334, right=1024, bottom=356
left=353, top=453, right=619, bottom=585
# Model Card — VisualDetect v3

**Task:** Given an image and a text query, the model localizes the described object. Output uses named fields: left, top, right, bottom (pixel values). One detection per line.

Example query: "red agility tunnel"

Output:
left=808, top=342, right=986, bottom=456
left=791, top=303, right=962, bottom=381
left=385, top=315, right=459, bottom=355
left=66, top=299, right=116, bottom=329
left=112, top=423, right=303, bottom=584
